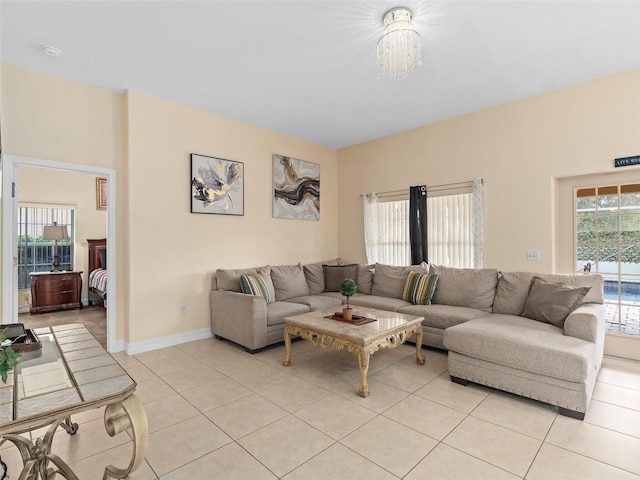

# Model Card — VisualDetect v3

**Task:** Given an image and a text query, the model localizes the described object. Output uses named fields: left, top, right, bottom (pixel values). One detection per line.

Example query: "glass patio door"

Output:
left=576, top=184, right=640, bottom=336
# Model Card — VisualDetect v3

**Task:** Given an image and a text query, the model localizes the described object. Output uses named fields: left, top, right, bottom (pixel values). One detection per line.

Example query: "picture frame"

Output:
left=191, top=153, right=244, bottom=215
left=273, top=154, right=320, bottom=221
left=96, top=177, right=107, bottom=210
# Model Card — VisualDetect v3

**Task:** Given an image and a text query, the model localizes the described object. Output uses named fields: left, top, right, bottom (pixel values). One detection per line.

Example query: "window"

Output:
left=365, top=179, right=483, bottom=268
left=18, top=205, right=75, bottom=289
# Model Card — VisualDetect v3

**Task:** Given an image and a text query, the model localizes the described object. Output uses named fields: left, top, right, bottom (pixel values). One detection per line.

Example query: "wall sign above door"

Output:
left=614, top=155, right=640, bottom=168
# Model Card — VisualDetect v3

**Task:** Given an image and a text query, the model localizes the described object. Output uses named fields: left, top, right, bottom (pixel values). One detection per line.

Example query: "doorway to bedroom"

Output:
left=1, top=155, right=117, bottom=352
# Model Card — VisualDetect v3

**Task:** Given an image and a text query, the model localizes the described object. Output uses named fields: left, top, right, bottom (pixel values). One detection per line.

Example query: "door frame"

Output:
left=2, top=154, right=118, bottom=352
left=556, top=169, right=640, bottom=361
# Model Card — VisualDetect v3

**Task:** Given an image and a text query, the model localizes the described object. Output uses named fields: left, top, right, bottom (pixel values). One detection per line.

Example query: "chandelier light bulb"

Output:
left=376, top=7, right=422, bottom=80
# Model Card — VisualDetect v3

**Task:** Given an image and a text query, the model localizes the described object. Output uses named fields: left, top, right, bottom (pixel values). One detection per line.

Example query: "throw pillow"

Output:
left=357, top=264, right=374, bottom=294
left=303, top=258, right=341, bottom=295
left=270, top=263, right=309, bottom=300
left=402, top=272, right=439, bottom=305
left=521, top=276, right=591, bottom=329
left=240, top=274, right=272, bottom=303
left=371, top=263, right=428, bottom=299
left=323, top=264, right=359, bottom=292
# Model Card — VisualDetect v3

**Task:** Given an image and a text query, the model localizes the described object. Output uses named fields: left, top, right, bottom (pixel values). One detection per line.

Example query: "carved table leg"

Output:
left=414, top=328, right=425, bottom=365
left=281, top=325, right=293, bottom=366
left=357, top=349, right=371, bottom=398
left=1, top=418, right=80, bottom=480
left=102, top=394, right=148, bottom=480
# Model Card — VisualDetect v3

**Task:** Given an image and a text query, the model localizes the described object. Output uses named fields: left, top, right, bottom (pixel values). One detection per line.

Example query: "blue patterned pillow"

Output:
left=402, top=272, right=439, bottom=305
left=240, top=274, right=272, bottom=304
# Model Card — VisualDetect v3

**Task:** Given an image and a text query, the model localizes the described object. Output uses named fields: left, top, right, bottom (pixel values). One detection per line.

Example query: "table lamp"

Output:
left=42, top=222, right=69, bottom=271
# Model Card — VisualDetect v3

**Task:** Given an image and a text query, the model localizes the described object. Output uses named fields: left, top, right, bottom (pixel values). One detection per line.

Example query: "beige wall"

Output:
left=4, top=60, right=640, bottom=348
left=17, top=167, right=107, bottom=305
left=337, top=68, right=640, bottom=273
left=125, top=90, right=338, bottom=342
left=1, top=62, right=126, bottom=337
left=1, top=62, right=338, bottom=346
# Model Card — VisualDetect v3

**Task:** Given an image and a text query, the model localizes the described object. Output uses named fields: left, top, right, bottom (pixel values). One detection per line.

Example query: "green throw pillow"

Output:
left=402, top=272, right=439, bottom=305
left=240, top=274, right=272, bottom=304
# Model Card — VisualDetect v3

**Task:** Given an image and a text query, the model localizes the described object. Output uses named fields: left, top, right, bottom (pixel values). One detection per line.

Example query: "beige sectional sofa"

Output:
left=210, top=260, right=604, bottom=419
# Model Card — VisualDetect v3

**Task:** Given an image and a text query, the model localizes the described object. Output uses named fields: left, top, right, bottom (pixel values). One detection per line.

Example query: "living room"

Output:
left=1, top=1, right=640, bottom=478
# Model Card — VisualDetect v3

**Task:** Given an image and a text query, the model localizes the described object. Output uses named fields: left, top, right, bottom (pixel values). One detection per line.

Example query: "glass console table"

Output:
left=0, top=324, right=148, bottom=479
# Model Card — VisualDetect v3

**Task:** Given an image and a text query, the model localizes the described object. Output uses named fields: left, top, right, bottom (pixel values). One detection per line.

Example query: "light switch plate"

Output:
left=527, top=250, right=541, bottom=261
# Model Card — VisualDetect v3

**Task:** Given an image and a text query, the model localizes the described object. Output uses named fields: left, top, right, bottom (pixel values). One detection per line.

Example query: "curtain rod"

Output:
left=361, top=179, right=482, bottom=198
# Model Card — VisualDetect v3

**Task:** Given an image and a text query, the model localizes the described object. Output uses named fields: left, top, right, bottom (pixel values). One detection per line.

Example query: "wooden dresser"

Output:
left=30, top=271, right=83, bottom=314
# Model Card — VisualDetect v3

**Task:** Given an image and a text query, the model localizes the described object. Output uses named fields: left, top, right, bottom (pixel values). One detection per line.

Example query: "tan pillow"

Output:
left=271, top=263, right=309, bottom=301
left=303, top=258, right=341, bottom=295
left=217, top=265, right=273, bottom=295
left=521, top=276, right=591, bottom=329
left=372, top=263, right=427, bottom=298
left=357, top=264, right=374, bottom=294
left=430, top=265, right=498, bottom=312
left=323, top=264, right=359, bottom=292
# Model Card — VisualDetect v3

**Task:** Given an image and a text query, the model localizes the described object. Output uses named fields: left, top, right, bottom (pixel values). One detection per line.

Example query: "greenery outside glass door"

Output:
left=576, top=184, right=640, bottom=336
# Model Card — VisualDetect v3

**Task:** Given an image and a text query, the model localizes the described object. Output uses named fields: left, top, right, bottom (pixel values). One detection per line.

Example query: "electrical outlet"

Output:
left=180, top=304, right=187, bottom=314
left=527, top=250, right=541, bottom=261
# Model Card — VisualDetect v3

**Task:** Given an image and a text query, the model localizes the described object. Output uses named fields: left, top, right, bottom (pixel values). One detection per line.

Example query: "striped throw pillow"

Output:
left=240, top=274, right=272, bottom=303
left=402, top=272, right=439, bottom=305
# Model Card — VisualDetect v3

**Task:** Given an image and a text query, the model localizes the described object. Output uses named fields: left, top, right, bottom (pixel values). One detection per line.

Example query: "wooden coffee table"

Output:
left=281, top=307, right=425, bottom=397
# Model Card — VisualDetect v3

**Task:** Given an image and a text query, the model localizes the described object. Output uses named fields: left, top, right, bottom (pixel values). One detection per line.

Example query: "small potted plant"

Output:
left=339, top=278, right=357, bottom=321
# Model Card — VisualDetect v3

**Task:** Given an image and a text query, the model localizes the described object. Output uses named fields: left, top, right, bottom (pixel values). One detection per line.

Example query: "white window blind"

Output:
left=365, top=179, right=483, bottom=268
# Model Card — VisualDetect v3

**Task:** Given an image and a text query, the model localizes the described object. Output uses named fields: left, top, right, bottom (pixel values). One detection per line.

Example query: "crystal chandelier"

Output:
left=376, top=7, right=422, bottom=80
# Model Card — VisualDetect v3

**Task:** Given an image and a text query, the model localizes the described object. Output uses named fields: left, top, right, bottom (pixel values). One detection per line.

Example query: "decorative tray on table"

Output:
left=325, top=313, right=377, bottom=326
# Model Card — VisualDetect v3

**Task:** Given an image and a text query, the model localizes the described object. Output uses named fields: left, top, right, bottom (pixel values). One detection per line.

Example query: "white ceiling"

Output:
left=2, top=1, right=640, bottom=149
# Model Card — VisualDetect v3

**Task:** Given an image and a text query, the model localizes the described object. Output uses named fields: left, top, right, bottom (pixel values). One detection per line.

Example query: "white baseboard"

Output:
left=123, top=328, right=213, bottom=355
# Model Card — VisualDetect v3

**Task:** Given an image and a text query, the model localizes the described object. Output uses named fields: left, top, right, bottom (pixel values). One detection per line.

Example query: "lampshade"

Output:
left=376, top=7, right=422, bottom=80
left=43, top=224, right=69, bottom=241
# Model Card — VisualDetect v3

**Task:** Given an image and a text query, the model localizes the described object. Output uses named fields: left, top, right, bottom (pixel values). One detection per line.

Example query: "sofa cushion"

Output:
left=287, top=295, right=343, bottom=310
left=521, top=277, right=590, bottom=329
left=271, top=264, right=310, bottom=301
left=303, top=258, right=341, bottom=295
left=217, top=265, right=274, bottom=295
left=444, top=315, right=597, bottom=383
left=240, top=274, right=273, bottom=304
left=372, top=263, right=428, bottom=299
left=266, top=301, right=310, bottom=326
left=349, top=294, right=412, bottom=312
left=398, top=304, right=490, bottom=330
left=357, top=264, right=374, bottom=294
left=402, top=272, right=439, bottom=305
left=493, top=271, right=603, bottom=315
left=430, top=265, right=498, bottom=313
left=323, top=264, right=359, bottom=292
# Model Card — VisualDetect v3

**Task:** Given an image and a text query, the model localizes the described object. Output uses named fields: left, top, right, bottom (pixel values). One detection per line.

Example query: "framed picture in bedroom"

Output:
left=190, top=153, right=244, bottom=215
left=96, top=177, right=107, bottom=210
left=273, top=154, right=320, bottom=221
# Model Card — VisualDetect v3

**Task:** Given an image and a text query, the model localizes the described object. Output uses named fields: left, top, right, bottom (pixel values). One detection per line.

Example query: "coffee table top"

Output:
left=285, top=307, right=424, bottom=344
left=0, top=323, right=135, bottom=434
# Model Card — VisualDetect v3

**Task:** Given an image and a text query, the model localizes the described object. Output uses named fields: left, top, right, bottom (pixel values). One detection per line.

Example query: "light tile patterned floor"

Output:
left=2, top=338, right=640, bottom=479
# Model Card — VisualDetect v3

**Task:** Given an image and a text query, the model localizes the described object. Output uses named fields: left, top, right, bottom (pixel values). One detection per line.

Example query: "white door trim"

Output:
left=1, top=155, right=119, bottom=352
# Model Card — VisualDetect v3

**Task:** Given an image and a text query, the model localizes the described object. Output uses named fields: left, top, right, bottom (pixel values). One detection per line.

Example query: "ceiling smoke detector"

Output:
left=41, top=45, right=61, bottom=57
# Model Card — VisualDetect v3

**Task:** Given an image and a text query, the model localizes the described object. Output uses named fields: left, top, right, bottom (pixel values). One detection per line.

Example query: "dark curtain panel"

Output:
left=409, top=185, right=428, bottom=264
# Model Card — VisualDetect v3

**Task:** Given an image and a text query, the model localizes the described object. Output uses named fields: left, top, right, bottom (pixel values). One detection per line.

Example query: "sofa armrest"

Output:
left=210, top=290, right=268, bottom=351
left=564, top=303, right=605, bottom=344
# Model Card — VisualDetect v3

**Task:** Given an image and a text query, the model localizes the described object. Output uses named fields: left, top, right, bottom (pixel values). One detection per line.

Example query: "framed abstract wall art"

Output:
left=191, top=153, right=244, bottom=215
left=273, top=154, right=320, bottom=221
